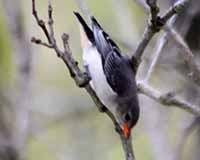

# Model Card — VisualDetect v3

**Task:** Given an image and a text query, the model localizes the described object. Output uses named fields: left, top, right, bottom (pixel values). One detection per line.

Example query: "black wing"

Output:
left=91, top=16, right=120, bottom=65
left=104, top=49, right=137, bottom=96
left=91, top=16, right=136, bottom=96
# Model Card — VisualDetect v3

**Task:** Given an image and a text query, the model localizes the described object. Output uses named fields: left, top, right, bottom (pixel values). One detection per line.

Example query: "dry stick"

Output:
left=144, top=16, right=176, bottom=82
left=132, top=0, right=200, bottom=118
left=135, top=0, right=200, bottom=85
left=32, top=0, right=51, bottom=43
left=163, top=2, right=200, bottom=85
left=133, top=0, right=190, bottom=70
left=142, top=16, right=180, bottom=160
left=144, top=33, right=168, bottom=82
left=133, top=0, right=200, bottom=117
left=31, top=0, right=135, bottom=160
left=165, top=26, right=200, bottom=86
left=137, top=82, right=200, bottom=115
left=133, top=0, right=160, bottom=66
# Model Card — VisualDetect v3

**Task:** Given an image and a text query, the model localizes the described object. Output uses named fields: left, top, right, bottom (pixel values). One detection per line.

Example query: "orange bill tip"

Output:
left=123, top=122, right=130, bottom=138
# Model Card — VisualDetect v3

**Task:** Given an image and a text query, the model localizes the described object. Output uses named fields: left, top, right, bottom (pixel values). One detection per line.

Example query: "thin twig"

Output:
left=146, top=0, right=159, bottom=23
left=144, top=33, right=168, bottom=82
left=135, top=0, right=200, bottom=117
left=133, top=0, right=190, bottom=71
left=133, top=23, right=157, bottom=68
left=165, top=26, right=200, bottom=86
left=32, top=0, right=51, bottom=43
left=31, top=37, right=53, bottom=48
left=133, top=0, right=162, bottom=68
left=120, top=135, right=135, bottom=160
left=135, top=0, right=200, bottom=85
left=137, top=82, right=200, bottom=116
left=144, top=16, right=176, bottom=82
left=161, top=0, right=189, bottom=23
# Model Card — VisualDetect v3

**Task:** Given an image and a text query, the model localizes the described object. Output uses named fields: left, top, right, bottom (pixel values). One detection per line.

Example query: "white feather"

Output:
left=83, top=43, right=117, bottom=113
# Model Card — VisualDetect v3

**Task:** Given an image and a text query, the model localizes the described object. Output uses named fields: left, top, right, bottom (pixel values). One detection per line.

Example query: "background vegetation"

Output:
left=0, top=0, right=199, bottom=160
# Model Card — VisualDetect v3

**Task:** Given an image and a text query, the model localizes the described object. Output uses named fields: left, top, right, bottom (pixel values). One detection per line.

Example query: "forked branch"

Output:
left=133, top=0, right=190, bottom=72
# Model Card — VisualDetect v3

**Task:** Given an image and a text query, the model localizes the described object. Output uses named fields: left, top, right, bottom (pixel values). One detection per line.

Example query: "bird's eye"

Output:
left=124, top=113, right=131, bottom=121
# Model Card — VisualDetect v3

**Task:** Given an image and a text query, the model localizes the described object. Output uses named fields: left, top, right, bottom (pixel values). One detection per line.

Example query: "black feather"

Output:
left=91, top=16, right=137, bottom=97
left=74, top=12, right=95, bottom=43
left=91, top=16, right=121, bottom=66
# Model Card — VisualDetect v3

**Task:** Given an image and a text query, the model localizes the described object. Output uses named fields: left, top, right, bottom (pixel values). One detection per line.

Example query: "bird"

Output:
left=74, top=12, right=139, bottom=138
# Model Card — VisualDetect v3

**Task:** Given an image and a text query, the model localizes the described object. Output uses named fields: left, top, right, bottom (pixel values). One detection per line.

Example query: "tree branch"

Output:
left=135, top=0, right=200, bottom=86
left=133, top=0, right=190, bottom=71
left=137, top=82, right=200, bottom=116
left=165, top=26, right=200, bottom=86
left=134, top=0, right=200, bottom=118
left=144, top=16, right=176, bottom=82
left=31, top=0, right=134, bottom=160
left=144, top=32, right=168, bottom=82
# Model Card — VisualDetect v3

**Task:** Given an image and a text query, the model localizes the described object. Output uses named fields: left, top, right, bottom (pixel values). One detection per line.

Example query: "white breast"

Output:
left=83, top=44, right=117, bottom=112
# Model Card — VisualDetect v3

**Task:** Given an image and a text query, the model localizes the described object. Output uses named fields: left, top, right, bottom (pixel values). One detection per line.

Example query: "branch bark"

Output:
left=133, top=0, right=190, bottom=71
left=144, top=15, right=176, bottom=82
left=133, top=0, right=200, bottom=119
left=165, top=26, right=200, bottom=86
left=135, top=0, right=200, bottom=86
left=138, top=82, right=200, bottom=116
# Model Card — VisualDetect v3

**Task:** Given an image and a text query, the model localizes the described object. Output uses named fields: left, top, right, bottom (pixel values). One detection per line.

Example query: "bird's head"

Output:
left=115, top=100, right=139, bottom=139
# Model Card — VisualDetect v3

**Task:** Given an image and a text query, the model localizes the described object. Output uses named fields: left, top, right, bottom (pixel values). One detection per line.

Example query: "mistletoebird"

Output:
left=74, top=12, right=140, bottom=138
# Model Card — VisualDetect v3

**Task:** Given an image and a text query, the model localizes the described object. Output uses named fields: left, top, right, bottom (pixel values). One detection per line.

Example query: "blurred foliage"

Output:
left=0, top=10, right=12, bottom=88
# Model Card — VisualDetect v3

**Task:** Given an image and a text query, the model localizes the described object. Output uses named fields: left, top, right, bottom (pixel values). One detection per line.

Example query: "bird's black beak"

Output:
left=122, top=122, right=130, bottom=138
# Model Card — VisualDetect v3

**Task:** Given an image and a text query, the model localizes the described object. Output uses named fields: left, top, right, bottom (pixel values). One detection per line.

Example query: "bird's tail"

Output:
left=91, top=16, right=102, bottom=30
left=74, top=12, right=94, bottom=43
